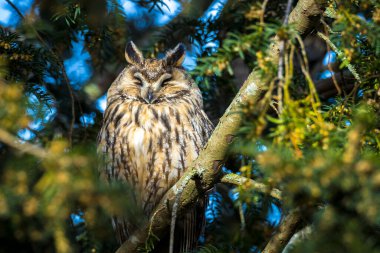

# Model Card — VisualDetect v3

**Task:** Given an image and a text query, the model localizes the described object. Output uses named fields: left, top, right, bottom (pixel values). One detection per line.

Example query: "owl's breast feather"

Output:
left=132, top=127, right=145, bottom=154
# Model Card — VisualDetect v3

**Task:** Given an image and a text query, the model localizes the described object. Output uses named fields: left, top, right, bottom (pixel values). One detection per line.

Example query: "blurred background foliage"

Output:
left=0, top=0, right=379, bottom=252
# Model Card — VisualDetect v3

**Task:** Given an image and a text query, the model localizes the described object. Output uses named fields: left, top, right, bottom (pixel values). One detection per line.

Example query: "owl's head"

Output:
left=110, top=41, right=199, bottom=105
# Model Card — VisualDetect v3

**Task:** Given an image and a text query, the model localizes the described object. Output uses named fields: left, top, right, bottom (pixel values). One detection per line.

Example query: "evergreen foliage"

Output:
left=0, top=0, right=379, bottom=252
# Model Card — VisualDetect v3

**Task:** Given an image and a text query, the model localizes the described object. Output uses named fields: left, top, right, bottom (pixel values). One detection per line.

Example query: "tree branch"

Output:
left=116, top=0, right=328, bottom=252
left=262, top=210, right=304, bottom=253
left=220, top=173, right=282, bottom=200
left=0, top=128, right=48, bottom=159
left=5, top=0, right=24, bottom=18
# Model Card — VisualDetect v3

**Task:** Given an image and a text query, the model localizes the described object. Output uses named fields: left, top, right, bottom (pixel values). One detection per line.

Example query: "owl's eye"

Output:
left=135, top=79, right=143, bottom=86
left=161, top=79, right=171, bottom=87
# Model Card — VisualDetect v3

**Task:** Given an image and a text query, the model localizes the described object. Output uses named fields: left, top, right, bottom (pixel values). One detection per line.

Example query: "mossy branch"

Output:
left=116, top=0, right=328, bottom=252
left=220, top=173, right=282, bottom=200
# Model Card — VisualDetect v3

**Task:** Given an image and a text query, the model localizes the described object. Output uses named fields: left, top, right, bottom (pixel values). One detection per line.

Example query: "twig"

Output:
left=5, top=0, right=23, bottom=18
left=6, top=0, right=76, bottom=146
left=220, top=173, right=282, bottom=200
left=0, top=128, right=48, bottom=158
left=277, top=40, right=285, bottom=113
left=317, top=31, right=361, bottom=83
left=238, top=201, right=246, bottom=230
left=169, top=170, right=195, bottom=253
left=283, top=0, right=293, bottom=24
left=260, top=0, right=270, bottom=25
left=322, top=23, right=342, bottom=95
left=277, top=0, right=294, bottom=113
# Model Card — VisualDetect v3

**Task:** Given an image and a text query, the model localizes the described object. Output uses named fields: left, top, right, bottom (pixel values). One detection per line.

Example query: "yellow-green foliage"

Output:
left=0, top=0, right=379, bottom=252
left=224, top=0, right=380, bottom=251
left=0, top=61, right=136, bottom=252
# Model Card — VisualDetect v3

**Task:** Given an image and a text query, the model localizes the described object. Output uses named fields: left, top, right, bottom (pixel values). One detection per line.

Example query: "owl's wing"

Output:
left=112, top=211, right=142, bottom=246
left=177, top=113, right=212, bottom=252
left=178, top=196, right=208, bottom=252
left=177, top=111, right=213, bottom=251
left=112, top=216, right=129, bottom=245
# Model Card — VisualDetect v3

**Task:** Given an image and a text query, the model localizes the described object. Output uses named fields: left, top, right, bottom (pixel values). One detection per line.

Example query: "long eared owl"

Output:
left=97, top=42, right=213, bottom=251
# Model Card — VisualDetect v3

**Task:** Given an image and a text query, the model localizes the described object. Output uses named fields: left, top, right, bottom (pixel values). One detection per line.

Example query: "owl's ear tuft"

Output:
left=125, top=41, right=144, bottom=65
left=165, top=43, right=186, bottom=67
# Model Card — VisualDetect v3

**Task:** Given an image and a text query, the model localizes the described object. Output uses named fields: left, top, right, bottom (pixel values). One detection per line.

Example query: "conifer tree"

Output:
left=0, top=0, right=379, bottom=252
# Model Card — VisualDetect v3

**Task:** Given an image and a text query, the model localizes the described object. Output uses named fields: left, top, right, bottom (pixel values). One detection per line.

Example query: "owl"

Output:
left=97, top=42, right=213, bottom=252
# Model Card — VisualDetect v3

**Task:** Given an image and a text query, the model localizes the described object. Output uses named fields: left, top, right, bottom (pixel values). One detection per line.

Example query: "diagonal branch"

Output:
left=116, top=0, right=328, bottom=252
left=262, top=210, right=304, bottom=253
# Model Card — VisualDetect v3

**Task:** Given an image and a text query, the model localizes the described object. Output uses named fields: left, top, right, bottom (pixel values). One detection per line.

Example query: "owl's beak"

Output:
left=146, top=90, right=155, bottom=104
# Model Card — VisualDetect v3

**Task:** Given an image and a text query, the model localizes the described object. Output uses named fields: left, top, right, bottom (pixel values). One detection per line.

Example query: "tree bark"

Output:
left=220, top=173, right=282, bottom=200
left=262, top=210, right=304, bottom=253
left=116, top=0, right=328, bottom=252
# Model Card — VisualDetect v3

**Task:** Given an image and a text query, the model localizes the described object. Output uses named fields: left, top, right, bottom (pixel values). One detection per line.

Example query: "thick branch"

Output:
left=116, top=0, right=328, bottom=252
left=262, top=210, right=304, bottom=253
left=220, top=173, right=282, bottom=200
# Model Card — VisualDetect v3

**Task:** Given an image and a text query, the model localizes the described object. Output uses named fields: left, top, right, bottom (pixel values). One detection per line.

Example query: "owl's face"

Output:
left=111, top=42, right=195, bottom=105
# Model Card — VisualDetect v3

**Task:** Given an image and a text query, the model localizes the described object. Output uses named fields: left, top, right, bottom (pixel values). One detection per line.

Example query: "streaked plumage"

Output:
left=97, top=42, right=213, bottom=251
